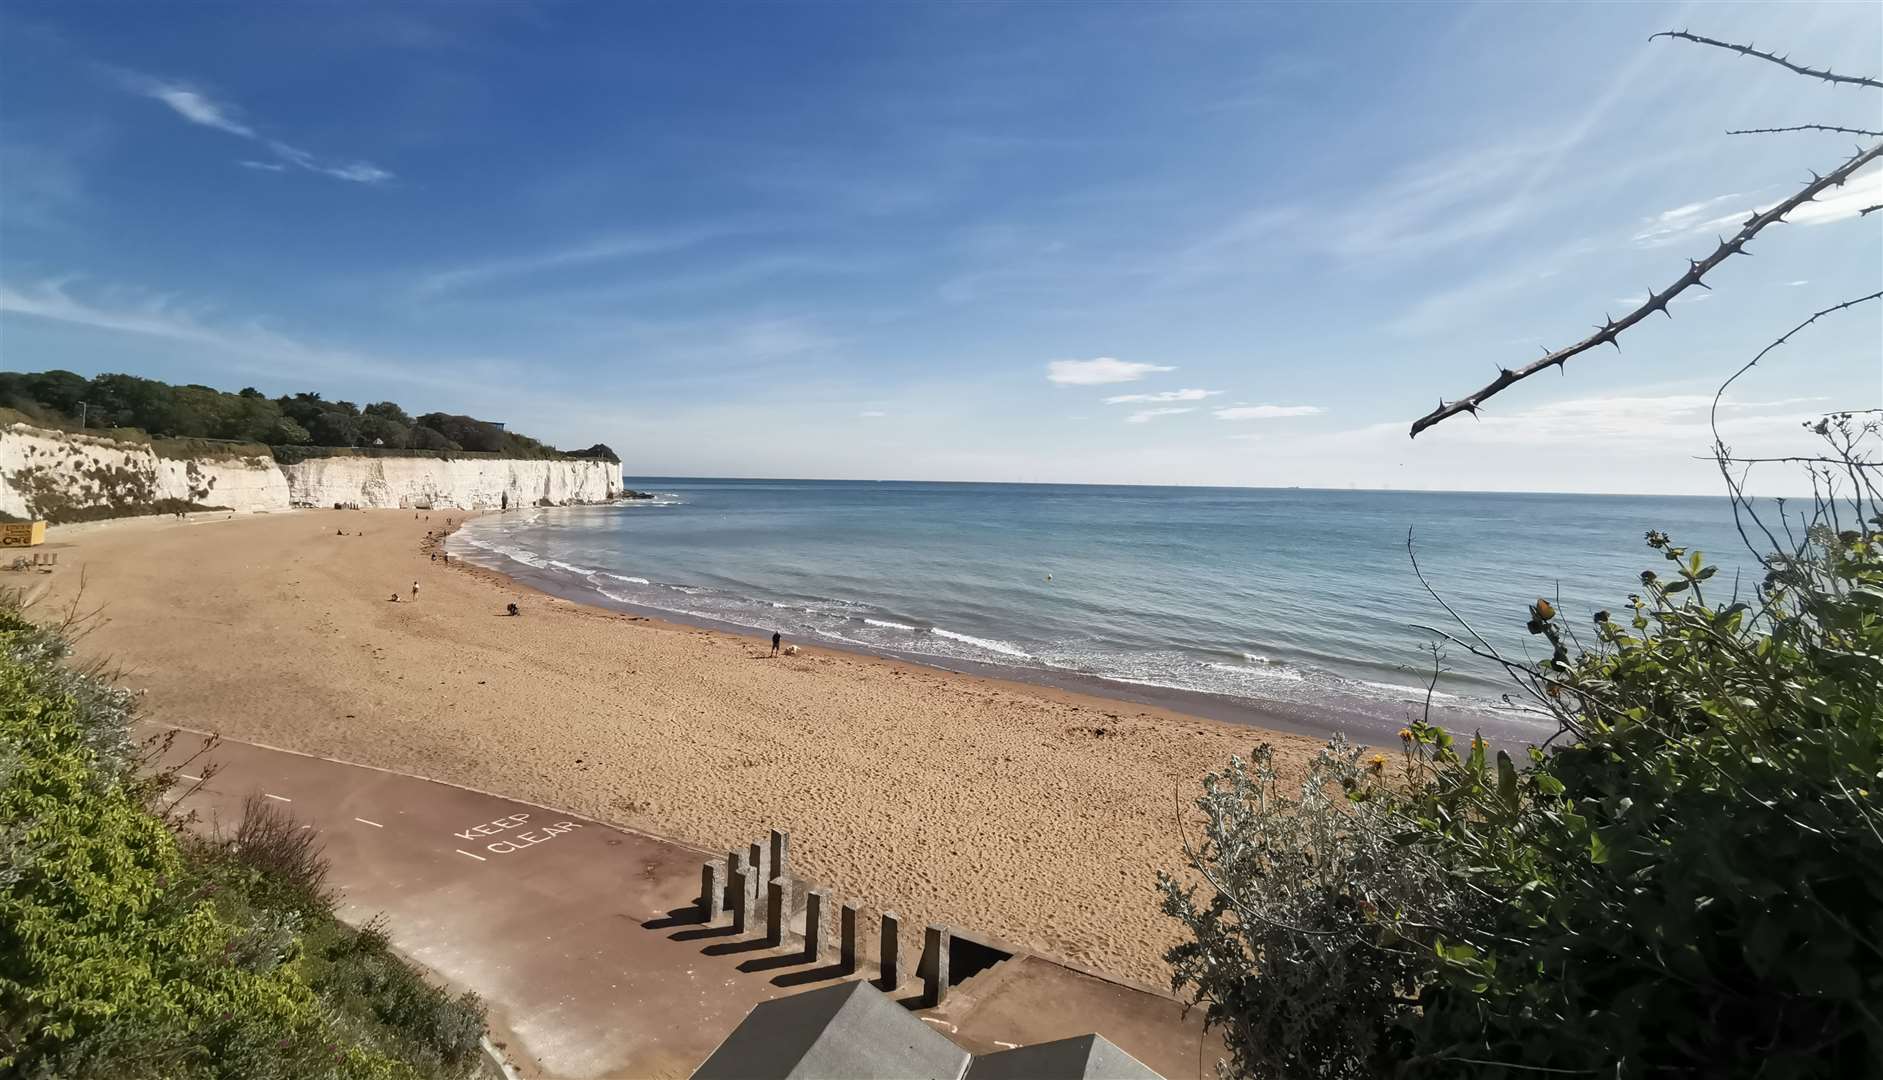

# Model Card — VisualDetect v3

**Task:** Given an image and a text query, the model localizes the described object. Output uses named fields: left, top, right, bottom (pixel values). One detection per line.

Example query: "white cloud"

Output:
left=127, top=75, right=392, bottom=185
left=1125, top=407, right=1195, bottom=423
left=1213, top=405, right=1324, bottom=420
left=1632, top=191, right=1747, bottom=247
left=145, top=83, right=254, bottom=137
left=1102, top=387, right=1222, bottom=405
left=1787, top=280, right=1810, bottom=287
left=1634, top=172, right=1881, bottom=248
left=859, top=410, right=886, bottom=418
left=1045, top=357, right=1175, bottom=385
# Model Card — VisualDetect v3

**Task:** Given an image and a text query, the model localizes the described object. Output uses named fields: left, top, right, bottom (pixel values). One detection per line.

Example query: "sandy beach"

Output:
left=32, top=509, right=1325, bottom=988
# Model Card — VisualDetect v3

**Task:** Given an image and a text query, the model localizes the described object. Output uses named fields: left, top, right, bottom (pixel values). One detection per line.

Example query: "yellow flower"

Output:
left=1367, top=754, right=1388, bottom=772
left=1397, top=727, right=1413, bottom=742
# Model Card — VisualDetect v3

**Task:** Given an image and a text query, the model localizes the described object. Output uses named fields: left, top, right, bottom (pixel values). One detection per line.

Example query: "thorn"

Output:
left=1607, top=337, right=1621, bottom=352
left=1499, top=367, right=1515, bottom=379
left=1695, top=280, right=1712, bottom=290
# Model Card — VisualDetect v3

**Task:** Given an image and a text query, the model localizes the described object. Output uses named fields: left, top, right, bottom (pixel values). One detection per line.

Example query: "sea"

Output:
left=448, top=480, right=1763, bottom=747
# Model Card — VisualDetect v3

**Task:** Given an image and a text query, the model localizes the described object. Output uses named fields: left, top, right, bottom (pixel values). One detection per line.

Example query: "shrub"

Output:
left=1162, top=416, right=1883, bottom=1078
left=0, top=598, right=487, bottom=1078
left=224, top=794, right=333, bottom=916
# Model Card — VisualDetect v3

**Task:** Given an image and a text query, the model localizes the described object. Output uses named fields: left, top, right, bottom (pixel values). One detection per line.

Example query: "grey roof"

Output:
left=965, top=1034, right=1164, bottom=1080
left=692, top=980, right=972, bottom=1080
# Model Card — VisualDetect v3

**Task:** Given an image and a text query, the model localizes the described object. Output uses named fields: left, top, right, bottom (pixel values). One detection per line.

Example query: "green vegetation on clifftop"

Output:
left=1, top=370, right=616, bottom=461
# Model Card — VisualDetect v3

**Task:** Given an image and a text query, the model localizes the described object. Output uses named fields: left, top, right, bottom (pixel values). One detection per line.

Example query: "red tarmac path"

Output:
left=154, top=725, right=1215, bottom=1079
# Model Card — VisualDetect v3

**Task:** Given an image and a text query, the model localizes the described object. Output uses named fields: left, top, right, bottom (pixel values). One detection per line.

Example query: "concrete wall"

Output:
left=280, top=455, right=620, bottom=510
left=0, top=423, right=288, bottom=520
left=1, top=421, right=621, bottom=521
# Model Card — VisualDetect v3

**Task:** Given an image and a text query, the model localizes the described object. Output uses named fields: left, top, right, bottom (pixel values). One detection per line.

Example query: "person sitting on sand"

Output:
left=507, top=602, right=519, bottom=616
left=390, top=593, right=400, bottom=602
left=771, top=631, right=782, bottom=657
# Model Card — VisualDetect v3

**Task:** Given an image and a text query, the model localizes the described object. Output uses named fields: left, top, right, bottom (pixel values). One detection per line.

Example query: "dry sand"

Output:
left=34, top=509, right=1323, bottom=988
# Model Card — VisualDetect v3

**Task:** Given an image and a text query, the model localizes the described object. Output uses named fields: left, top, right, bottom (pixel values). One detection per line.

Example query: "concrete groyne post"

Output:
left=731, top=868, right=753, bottom=935
left=749, top=842, right=767, bottom=895
left=769, top=829, right=790, bottom=881
left=839, top=902, right=859, bottom=975
left=727, top=851, right=747, bottom=912
left=924, top=925, right=950, bottom=1007
left=879, top=911, right=901, bottom=991
left=766, top=878, right=788, bottom=948
left=699, top=861, right=724, bottom=924
left=804, top=888, right=830, bottom=962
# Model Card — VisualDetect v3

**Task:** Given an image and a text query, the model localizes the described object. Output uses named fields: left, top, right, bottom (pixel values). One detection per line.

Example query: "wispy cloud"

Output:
left=1103, top=387, right=1221, bottom=405
left=1125, top=407, right=1195, bottom=423
left=1046, top=357, right=1175, bottom=385
left=124, top=73, right=393, bottom=185
left=0, top=276, right=437, bottom=387
left=418, top=226, right=744, bottom=296
left=1214, top=404, right=1323, bottom=420
left=1631, top=191, right=1748, bottom=247
left=1634, top=172, right=1880, bottom=248
left=146, top=83, right=254, bottom=137
left=859, top=410, right=886, bottom=418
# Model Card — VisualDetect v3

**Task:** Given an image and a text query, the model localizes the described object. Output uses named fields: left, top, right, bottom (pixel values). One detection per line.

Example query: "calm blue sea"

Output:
left=450, top=480, right=1761, bottom=740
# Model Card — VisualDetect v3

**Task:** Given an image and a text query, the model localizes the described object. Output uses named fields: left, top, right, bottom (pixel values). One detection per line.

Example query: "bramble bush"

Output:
left=1164, top=400, right=1880, bottom=1077
left=1164, top=416, right=1883, bottom=1078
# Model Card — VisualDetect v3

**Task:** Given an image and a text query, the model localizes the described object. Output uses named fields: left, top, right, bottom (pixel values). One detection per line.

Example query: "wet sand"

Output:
left=37, top=509, right=1331, bottom=988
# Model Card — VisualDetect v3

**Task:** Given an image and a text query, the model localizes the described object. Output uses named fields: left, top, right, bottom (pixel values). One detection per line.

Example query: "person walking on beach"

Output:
left=411, top=580, right=420, bottom=602
left=770, top=631, right=782, bottom=657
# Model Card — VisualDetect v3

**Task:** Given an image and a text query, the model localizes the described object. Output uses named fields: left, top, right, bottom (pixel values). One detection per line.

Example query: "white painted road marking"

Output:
left=921, top=1017, right=958, bottom=1033
left=176, top=773, right=201, bottom=782
left=994, top=1041, right=1019, bottom=1049
left=355, top=817, right=383, bottom=828
left=456, top=849, right=488, bottom=862
left=264, top=793, right=292, bottom=802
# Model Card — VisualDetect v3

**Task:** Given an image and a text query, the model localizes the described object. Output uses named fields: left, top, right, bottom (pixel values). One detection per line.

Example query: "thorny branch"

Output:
left=1709, top=291, right=1883, bottom=560
left=1649, top=30, right=1883, bottom=91
left=1408, top=141, right=1883, bottom=438
left=1728, top=124, right=1883, bottom=138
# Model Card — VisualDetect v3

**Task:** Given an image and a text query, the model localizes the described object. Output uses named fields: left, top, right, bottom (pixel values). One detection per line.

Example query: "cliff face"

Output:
left=280, top=455, right=619, bottom=510
left=0, top=422, right=621, bottom=522
left=0, top=425, right=288, bottom=521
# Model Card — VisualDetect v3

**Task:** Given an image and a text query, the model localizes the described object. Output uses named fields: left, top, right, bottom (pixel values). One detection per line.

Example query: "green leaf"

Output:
left=1589, top=832, right=1610, bottom=865
left=1497, top=751, right=1518, bottom=811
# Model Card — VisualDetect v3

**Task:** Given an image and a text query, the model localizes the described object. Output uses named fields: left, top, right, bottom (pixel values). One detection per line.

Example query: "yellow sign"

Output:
left=0, top=521, right=47, bottom=547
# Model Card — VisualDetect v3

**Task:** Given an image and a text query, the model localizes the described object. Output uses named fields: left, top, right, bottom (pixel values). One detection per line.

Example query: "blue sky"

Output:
left=2, top=1, right=1877, bottom=494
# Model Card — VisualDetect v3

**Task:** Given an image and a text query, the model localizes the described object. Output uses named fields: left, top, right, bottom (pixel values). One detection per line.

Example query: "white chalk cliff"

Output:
left=0, top=422, right=620, bottom=521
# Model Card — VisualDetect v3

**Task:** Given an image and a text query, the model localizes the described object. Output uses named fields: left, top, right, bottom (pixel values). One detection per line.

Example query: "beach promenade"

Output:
left=153, top=728, right=1211, bottom=1078
left=37, top=510, right=1323, bottom=988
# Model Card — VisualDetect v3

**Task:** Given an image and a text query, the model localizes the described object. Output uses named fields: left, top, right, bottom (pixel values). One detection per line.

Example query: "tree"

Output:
left=409, top=425, right=458, bottom=451
left=272, top=417, right=312, bottom=446
left=362, top=401, right=412, bottom=427
left=416, top=413, right=503, bottom=453
left=568, top=443, right=620, bottom=462
left=306, top=411, right=362, bottom=448
left=358, top=415, right=409, bottom=449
